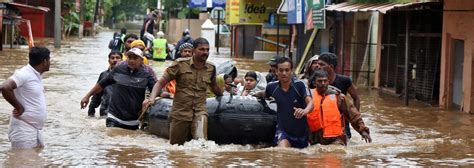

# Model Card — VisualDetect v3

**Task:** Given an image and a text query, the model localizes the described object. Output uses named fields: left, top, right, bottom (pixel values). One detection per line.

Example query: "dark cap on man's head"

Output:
left=152, top=9, right=160, bottom=17
left=267, top=55, right=282, bottom=66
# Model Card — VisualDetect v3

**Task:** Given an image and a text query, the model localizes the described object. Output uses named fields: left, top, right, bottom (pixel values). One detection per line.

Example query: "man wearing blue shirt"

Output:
left=255, top=57, right=314, bottom=148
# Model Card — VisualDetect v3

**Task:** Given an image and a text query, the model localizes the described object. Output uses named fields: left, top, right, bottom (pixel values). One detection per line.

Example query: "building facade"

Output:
left=439, top=0, right=474, bottom=113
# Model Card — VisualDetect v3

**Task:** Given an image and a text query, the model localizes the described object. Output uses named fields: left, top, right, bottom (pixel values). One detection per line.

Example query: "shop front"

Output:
left=226, top=0, right=289, bottom=58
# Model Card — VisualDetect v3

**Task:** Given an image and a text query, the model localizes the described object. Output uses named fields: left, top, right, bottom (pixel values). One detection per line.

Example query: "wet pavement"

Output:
left=0, top=31, right=473, bottom=166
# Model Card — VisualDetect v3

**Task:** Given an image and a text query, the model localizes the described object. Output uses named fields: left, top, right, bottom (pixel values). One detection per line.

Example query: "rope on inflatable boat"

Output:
left=138, top=97, right=162, bottom=129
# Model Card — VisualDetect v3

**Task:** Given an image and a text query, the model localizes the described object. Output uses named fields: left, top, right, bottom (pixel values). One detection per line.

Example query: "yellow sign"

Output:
left=226, top=0, right=282, bottom=25
left=225, top=0, right=240, bottom=24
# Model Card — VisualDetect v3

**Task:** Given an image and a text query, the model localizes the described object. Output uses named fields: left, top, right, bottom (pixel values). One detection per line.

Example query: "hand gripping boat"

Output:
left=143, top=95, right=277, bottom=144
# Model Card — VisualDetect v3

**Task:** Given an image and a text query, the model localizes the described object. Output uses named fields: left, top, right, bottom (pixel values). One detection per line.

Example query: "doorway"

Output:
left=452, top=39, right=464, bottom=109
left=234, top=25, right=262, bottom=58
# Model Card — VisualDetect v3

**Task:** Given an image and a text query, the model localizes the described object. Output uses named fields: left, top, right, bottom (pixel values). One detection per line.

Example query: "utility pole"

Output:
left=93, top=0, right=100, bottom=36
left=93, top=0, right=100, bottom=23
left=79, top=0, right=84, bottom=38
left=216, top=10, right=221, bottom=53
left=404, top=12, right=410, bottom=106
left=54, top=0, right=61, bottom=48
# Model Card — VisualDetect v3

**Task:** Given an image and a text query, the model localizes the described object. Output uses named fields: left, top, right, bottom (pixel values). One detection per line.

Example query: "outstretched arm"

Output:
left=80, top=84, right=104, bottom=109
left=81, top=72, right=116, bottom=109
left=143, top=77, right=168, bottom=107
left=294, top=96, right=313, bottom=119
left=338, top=94, right=371, bottom=143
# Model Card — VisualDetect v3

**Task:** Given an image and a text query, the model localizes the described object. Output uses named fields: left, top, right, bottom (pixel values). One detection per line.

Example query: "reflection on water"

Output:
left=3, top=148, right=44, bottom=167
left=104, top=147, right=156, bottom=166
left=0, top=31, right=473, bottom=166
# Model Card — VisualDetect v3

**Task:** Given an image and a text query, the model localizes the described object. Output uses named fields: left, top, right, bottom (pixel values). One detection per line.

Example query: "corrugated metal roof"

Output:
left=325, top=1, right=438, bottom=14
left=5, top=2, right=50, bottom=12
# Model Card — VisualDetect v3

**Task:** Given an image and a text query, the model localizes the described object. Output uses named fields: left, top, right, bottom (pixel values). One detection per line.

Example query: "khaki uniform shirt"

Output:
left=162, top=57, right=216, bottom=121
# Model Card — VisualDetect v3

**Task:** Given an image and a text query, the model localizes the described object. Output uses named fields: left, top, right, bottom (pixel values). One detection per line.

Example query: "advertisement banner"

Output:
left=189, top=0, right=206, bottom=8
left=240, top=0, right=280, bottom=24
left=312, top=0, right=325, bottom=29
left=226, top=0, right=281, bottom=25
left=213, top=0, right=226, bottom=8
left=287, top=0, right=305, bottom=24
left=305, top=0, right=313, bottom=30
left=190, top=0, right=226, bottom=8
left=225, top=0, right=240, bottom=24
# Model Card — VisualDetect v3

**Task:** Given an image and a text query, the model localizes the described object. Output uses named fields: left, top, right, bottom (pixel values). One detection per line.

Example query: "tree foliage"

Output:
left=80, top=0, right=199, bottom=24
left=108, top=0, right=149, bottom=21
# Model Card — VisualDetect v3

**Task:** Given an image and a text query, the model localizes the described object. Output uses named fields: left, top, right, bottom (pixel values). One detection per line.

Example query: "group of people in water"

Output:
left=0, top=9, right=369, bottom=150
left=0, top=6, right=374, bottom=153
left=0, top=27, right=371, bottom=149
left=80, top=28, right=372, bottom=148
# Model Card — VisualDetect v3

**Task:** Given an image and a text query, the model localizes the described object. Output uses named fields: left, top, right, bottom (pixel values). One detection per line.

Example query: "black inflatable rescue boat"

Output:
left=144, top=95, right=277, bottom=144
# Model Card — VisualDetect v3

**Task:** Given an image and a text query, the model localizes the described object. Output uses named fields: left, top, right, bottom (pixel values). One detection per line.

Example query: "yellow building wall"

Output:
left=226, top=0, right=282, bottom=25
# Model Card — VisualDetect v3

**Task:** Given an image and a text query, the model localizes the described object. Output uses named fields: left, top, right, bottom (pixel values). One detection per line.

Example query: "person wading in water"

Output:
left=307, top=70, right=371, bottom=146
left=143, top=38, right=223, bottom=145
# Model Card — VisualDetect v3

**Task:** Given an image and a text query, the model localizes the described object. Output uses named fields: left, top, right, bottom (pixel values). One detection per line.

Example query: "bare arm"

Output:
left=347, top=84, right=361, bottom=110
left=294, top=96, right=313, bottom=119
left=143, top=77, right=168, bottom=107
left=1, top=79, right=24, bottom=117
left=304, top=96, right=314, bottom=114
left=80, top=84, right=104, bottom=109
left=150, top=78, right=168, bottom=100
left=144, top=20, right=152, bottom=33
left=210, top=81, right=223, bottom=97
left=253, top=90, right=265, bottom=98
left=241, top=89, right=249, bottom=96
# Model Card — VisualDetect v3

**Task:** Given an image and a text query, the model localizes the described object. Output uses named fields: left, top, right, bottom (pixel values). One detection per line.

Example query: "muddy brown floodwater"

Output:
left=0, top=31, right=473, bottom=166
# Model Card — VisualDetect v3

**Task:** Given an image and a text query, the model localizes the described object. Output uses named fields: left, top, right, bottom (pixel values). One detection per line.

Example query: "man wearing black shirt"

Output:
left=255, top=57, right=313, bottom=148
left=316, top=52, right=361, bottom=139
left=87, top=50, right=122, bottom=117
left=81, top=48, right=155, bottom=130
left=265, top=55, right=281, bottom=83
left=140, top=10, right=159, bottom=41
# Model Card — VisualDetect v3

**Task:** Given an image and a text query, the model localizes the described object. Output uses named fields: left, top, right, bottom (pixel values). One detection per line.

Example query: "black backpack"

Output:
left=108, top=33, right=123, bottom=51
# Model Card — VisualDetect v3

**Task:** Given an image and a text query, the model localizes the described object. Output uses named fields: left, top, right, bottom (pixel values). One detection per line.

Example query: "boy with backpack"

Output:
left=108, top=32, right=123, bottom=52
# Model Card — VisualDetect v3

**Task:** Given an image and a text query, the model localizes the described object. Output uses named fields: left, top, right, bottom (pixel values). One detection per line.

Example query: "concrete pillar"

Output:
left=54, top=0, right=61, bottom=48
left=374, top=13, right=384, bottom=88
left=201, top=19, right=215, bottom=48
left=78, top=0, right=84, bottom=38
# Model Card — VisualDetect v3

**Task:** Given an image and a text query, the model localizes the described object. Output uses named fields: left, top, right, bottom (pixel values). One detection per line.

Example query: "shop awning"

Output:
left=325, top=1, right=439, bottom=14
left=4, top=2, right=50, bottom=12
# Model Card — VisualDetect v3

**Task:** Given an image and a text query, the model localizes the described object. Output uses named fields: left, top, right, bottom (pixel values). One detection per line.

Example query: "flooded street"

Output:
left=1, top=31, right=473, bottom=166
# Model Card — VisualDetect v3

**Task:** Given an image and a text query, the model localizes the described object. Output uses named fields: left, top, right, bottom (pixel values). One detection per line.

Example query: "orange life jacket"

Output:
left=307, top=89, right=344, bottom=138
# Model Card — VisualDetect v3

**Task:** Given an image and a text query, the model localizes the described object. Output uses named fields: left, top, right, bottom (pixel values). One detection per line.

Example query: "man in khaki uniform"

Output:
left=143, top=37, right=223, bottom=145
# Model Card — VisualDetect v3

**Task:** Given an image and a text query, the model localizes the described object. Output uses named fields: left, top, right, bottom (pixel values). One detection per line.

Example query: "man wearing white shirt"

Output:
left=0, top=46, right=51, bottom=149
